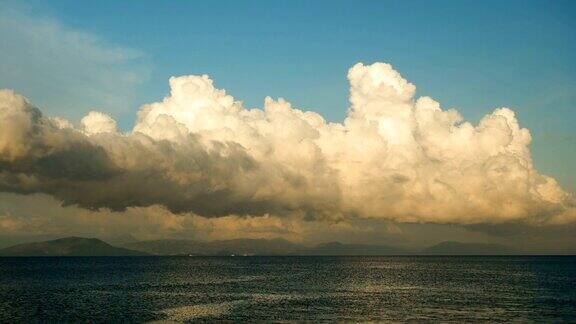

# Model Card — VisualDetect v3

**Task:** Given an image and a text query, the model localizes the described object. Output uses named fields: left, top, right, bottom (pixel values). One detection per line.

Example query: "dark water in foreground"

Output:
left=0, top=256, right=575, bottom=322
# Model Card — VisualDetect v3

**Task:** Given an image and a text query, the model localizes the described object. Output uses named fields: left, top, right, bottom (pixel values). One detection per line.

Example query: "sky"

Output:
left=0, top=0, right=575, bottom=251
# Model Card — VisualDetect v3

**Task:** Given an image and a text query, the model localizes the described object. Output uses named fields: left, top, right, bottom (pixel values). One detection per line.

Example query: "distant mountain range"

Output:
left=0, top=237, right=148, bottom=256
left=0, top=236, right=523, bottom=256
left=300, top=241, right=408, bottom=256
left=422, top=241, right=518, bottom=255
left=122, top=239, right=408, bottom=256
left=122, top=238, right=304, bottom=256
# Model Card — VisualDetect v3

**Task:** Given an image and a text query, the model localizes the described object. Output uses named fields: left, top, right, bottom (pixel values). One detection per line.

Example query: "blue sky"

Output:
left=1, top=0, right=575, bottom=191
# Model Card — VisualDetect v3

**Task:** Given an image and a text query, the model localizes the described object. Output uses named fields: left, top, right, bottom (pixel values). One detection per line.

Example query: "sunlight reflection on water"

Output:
left=0, top=256, right=574, bottom=322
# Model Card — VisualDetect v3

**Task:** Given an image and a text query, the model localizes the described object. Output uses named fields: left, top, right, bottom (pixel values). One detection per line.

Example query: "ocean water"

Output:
left=0, top=256, right=575, bottom=322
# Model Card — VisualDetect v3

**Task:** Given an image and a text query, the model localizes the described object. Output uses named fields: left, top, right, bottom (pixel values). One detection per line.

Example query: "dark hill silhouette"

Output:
left=0, top=237, right=148, bottom=256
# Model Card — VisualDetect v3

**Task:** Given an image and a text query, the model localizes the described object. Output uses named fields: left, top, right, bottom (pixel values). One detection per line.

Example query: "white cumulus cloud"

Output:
left=0, top=62, right=574, bottom=225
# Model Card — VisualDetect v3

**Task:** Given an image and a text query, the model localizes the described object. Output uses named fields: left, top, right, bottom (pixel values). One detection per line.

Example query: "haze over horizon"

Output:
left=1, top=0, right=575, bottom=254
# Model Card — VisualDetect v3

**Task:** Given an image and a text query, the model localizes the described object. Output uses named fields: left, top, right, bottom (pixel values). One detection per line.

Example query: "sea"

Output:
left=0, top=256, right=575, bottom=322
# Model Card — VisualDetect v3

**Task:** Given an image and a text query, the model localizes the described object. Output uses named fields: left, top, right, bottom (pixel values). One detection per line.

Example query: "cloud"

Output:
left=0, top=62, right=574, bottom=225
left=0, top=2, right=148, bottom=119
left=4, top=192, right=575, bottom=253
left=0, top=192, right=491, bottom=249
left=81, top=111, right=118, bottom=135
